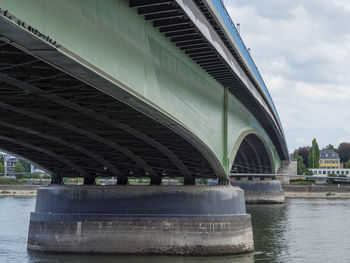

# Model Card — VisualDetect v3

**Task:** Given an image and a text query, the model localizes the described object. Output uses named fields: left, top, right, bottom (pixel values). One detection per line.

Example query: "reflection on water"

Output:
left=1, top=197, right=350, bottom=262
left=247, top=203, right=288, bottom=261
left=251, top=199, right=350, bottom=262
left=27, top=253, right=254, bottom=263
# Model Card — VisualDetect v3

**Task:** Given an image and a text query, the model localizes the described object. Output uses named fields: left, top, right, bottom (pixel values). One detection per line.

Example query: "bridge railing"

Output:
left=230, top=174, right=350, bottom=181
left=230, top=173, right=278, bottom=180
left=230, top=173, right=290, bottom=177
left=211, top=0, right=284, bottom=135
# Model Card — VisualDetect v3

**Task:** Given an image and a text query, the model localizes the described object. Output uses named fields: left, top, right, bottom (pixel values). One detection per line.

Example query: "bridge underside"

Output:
left=232, top=134, right=273, bottom=174
left=0, top=0, right=286, bottom=184
left=0, top=38, right=216, bottom=183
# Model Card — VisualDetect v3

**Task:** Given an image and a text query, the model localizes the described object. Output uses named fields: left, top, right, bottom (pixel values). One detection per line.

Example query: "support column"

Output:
left=150, top=176, right=162, bottom=185
left=230, top=179, right=285, bottom=204
left=83, top=176, right=95, bottom=185
left=183, top=177, right=195, bottom=185
left=50, top=177, right=63, bottom=184
left=28, top=185, right=254, bottom=255
left=117, top=176, right=128, bottom=185
left=218, top=178, right=229, bottom=185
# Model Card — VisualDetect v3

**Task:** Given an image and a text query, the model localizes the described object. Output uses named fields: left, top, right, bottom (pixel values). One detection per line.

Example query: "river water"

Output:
left=1, top=197, right=350, bottom=263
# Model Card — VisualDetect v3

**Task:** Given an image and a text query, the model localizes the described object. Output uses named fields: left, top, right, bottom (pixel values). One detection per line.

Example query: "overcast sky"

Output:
left=223, top=0, right=350, bottom=152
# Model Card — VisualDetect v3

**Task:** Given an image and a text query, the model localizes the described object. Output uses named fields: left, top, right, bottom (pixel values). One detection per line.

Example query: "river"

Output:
left=1, top=197, right=350, bottom=262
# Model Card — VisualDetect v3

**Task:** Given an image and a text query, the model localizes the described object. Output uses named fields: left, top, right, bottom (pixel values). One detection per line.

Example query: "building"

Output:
left=4, top=154, right=18, bottom=175
left=319, top=149, right=340, bottom=169
left=311, top=149, right=350, bottom=176
left=312, top=168, right=350, bottom=176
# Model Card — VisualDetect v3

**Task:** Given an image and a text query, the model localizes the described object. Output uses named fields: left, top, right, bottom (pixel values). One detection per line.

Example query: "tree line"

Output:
left=292, top=139, right=350, bottom=175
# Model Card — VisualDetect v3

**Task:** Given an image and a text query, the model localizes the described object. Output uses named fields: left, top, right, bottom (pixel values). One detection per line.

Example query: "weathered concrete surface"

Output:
left=231, top=180, right=285, bottom=204
left=277, top=160, right=297, bottom=175
left=28, top=185, right=254, bottom=255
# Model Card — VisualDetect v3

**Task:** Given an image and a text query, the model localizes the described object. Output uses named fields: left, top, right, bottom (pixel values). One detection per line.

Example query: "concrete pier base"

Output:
left=230, top=180, right=285, bottom=204
left=27, top=185, right=254, bottom=255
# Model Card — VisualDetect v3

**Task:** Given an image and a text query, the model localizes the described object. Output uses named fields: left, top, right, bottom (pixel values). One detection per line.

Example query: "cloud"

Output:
left=223, top=0, right=350, bottom=151
left=294, top=82, right=350, bottom=102
left=331, top=0, right=350, bottom=13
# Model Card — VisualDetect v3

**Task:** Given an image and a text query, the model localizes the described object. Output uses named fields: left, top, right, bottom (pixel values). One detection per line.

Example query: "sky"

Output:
left=223, top=0, right=350, bottom=152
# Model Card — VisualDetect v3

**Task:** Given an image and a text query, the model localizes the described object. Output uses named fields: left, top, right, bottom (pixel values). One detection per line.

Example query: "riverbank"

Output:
left=3, top=184, right=350, bottom=198
left=283, top=185, right=350, bottom=198
left=0, top=185, right=39, bottom=196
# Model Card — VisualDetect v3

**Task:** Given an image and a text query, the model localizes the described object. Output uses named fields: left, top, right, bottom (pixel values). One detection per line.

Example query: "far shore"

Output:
left=284, top=191, right=350, bottom=198
left=0, top=185, right=39, bottom=196
left=283, top=184, right=350, bottom=198
left=0, top=190, right=37, bottom=196
left=2, top=184, right=350, bottom=198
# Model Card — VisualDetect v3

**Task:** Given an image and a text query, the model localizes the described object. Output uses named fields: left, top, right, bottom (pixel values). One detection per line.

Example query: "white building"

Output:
left=310, top=149, right=350, bottom=176
left=311, top=168, right=350, bottom=176
left=4, top=154, right=18, bottom=175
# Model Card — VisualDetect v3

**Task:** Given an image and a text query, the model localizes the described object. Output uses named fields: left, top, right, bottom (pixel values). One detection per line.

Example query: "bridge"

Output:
left=0, top=0, right=288, bottom=256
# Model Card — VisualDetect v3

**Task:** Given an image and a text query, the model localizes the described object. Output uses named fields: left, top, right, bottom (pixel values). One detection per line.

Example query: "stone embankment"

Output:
left=283, top=185, right=350, bottom=198
left=231, top=180, right=285, bottom=204
left=0, top=185, right=40, bottom=196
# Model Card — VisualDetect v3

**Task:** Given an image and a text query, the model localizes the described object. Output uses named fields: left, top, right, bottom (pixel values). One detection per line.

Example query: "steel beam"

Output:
left=145, top=11, right=182, bottom=21
left=0, top=120, right=123, bottom=176
left=154, top=17, right=190, bottom=27
left=0, top=135, right=88, bottom=176
left=184, top=47, right=212, bottom=54
left=138, top=5, right=179, bottom=15
left=165, top=29, right=197, bottom=38
left=188, top=52, right=216, bottom=58
left=159, top=24, right=194, bottom=33
left=0, top=101, right=158, bottom=177
left=130, top=0, right=173, bottom=8
left=176, top=40, right=206, bottom=47
left=0, top=73, right=189, bottom=179
left=171, top=34, right=202, bottom=42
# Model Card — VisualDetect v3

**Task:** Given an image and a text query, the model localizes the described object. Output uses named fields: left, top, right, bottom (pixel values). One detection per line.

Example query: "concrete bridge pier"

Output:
left=27, top=185, right=254, bottom=255
left=230, top=178, right=285, bottom=204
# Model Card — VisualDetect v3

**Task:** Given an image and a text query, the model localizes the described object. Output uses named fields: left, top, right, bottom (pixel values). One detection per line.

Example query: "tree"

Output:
left=326, top=144, right=337, bottom=152
left=0, top=154, right=4, bottom=165
left=293, top=152, right=311, bottom=175
left=18, top=159, right=31, bottom=173
left=13, top=162, right=25, bottom=173
left=307, top=138, right=320, bottom=168
left=338, top=142, right=350, bottom=163
left=294, top=153, right=303, bottom=175
left=0, top=162, right=4, bottom=173
left=305, top=169, right=314, bottom=175
left=345, top=158, right=350, bottom=169
left=294, top=146, right=310, bottom=167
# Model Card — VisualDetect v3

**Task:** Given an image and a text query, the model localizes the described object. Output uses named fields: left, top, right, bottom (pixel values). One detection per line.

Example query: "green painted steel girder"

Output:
left=0, top=0, right=283, bottom=178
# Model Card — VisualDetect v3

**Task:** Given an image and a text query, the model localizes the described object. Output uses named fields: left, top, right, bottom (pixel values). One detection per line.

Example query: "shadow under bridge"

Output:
left=232, top=134, right=273, bottom=174
left=0, top=37, right=216, bottom=185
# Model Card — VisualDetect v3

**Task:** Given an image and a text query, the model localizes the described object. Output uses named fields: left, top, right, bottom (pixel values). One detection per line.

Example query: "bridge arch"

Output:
left=230, top=131, right=274, bottom=174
